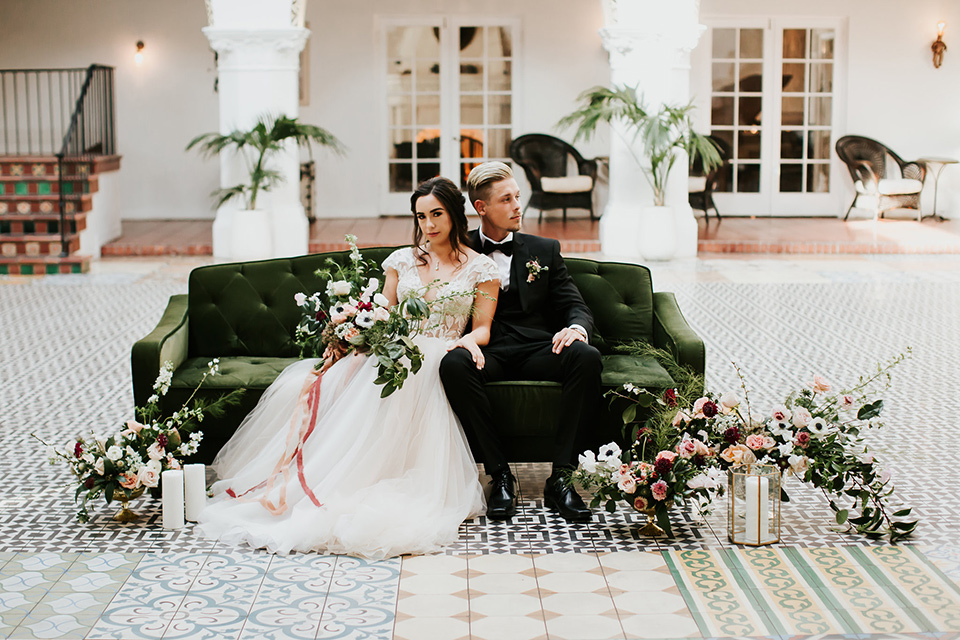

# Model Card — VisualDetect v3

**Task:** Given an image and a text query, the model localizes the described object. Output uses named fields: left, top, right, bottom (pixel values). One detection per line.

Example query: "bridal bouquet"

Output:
left=37, top=360, right=244, bottom=523
left=602, top=346, right=916, bottom=542
left=294, top=235, right=430, bottom=397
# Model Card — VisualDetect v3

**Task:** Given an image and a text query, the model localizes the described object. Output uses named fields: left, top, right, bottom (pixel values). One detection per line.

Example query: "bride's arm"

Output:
left=382, top=267, right=399, bottom=306
left=447, top=279, right=499, bottom=368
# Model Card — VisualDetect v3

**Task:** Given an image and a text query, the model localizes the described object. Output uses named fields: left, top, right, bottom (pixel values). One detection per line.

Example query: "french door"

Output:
left=700, top=18, right=846, bottom=216
left=379, top=17, right=518, bottom=213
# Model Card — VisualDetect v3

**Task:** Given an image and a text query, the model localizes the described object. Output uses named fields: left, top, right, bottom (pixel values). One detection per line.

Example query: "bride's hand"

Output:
left=320, top=344, right=343, bottom=373
left=448, top=335, right=485, bottom=369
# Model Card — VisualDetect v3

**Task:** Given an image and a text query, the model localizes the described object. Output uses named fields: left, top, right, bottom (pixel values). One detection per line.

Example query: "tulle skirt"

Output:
left=196, top=336, right=485, bottom=559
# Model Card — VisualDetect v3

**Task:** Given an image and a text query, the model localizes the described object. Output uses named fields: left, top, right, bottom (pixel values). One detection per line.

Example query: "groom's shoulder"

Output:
left=516, top=232, right=561, bottom=253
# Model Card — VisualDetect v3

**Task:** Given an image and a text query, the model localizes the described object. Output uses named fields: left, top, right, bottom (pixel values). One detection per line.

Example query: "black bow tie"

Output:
left=481, top=239, right=514, bottom=256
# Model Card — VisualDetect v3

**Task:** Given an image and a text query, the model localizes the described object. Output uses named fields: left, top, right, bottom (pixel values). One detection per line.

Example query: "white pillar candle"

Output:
left=183, top=464, right=206, bottom=522
left=744, top=475, right=770, bottom=544
left=161, top=469, right=185, bottom=530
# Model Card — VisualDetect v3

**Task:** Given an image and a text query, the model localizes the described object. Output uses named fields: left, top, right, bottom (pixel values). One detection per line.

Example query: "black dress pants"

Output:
left=440, top=338, right=602, bottom=476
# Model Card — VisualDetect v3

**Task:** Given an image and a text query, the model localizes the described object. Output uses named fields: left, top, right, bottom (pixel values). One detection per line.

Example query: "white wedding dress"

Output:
left=197, top=248, right=499, bottom=558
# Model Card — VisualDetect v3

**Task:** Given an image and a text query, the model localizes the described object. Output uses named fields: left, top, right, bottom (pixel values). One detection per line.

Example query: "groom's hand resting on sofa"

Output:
left=552, top=326, right=587, bottom=354
left=449, top=335, right=485, bottom=369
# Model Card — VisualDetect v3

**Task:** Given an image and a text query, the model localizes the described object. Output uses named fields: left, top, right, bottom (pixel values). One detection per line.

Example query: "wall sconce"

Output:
left=135, top=40, right=145, bottom=65
left=932, top=22, right=946, bottom=69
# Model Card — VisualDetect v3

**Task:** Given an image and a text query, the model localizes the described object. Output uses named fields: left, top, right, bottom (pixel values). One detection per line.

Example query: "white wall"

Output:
left=13, top=0, right=956, bottom=220
left=699, top=0, right=960, bottom=218
left=301, top=0, right=610, bottom=217
left=1, top=0, right=610, bottom=221
left=1, top=0, right=219, bottom=220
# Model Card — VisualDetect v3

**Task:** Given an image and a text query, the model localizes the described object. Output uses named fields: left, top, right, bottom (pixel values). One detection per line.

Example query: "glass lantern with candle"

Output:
left=728, top=463, right=780, bottom=545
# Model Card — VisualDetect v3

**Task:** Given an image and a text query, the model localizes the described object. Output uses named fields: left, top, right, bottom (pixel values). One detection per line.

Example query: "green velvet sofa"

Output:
left=131, top=247, right=704, bottom=464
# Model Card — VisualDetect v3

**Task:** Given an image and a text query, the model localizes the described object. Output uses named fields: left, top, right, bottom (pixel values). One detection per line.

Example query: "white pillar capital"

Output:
left=203, top=28, right=309, bottom=59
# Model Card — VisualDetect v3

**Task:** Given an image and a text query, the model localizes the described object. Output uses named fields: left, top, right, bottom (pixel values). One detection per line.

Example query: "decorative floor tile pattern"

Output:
left=4, top=257, right=960, bottom=638
left=664, top=546, right=960, bottom=639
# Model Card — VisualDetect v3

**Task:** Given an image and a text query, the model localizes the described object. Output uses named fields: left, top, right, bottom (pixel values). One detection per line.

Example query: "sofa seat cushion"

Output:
left=599, top=354, right=674, bottom=389
left=170, top=356, right=301, bottom=389
left=541, top=175, right=593, bottom=193
left=172, top=354, right=673, bottom=396
left=855, top=178, right=923, bottom=195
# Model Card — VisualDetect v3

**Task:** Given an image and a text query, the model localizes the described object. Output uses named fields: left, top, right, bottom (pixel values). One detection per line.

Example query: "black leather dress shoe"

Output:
left=486, top=469, right=517, bottom=520
left=544, top=473, right=592, bottom=522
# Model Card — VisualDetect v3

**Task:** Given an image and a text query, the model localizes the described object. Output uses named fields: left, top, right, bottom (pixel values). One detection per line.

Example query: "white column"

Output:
left=203, top=0, right=309, bottom=261
left=599, top=0, right=705, bottom=260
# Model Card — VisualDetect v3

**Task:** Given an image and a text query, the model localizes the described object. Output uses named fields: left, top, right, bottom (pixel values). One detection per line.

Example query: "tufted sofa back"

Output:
left=565, top=258, right=653, bottom=353
left=187, top=249, right=653, bottom=358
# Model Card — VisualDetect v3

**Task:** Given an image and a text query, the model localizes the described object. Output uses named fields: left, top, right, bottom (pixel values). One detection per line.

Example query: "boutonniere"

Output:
left=525, top=258, right=549, bottom=283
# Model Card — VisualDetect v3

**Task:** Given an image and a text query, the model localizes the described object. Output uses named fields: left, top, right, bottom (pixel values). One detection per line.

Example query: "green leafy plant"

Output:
left=558, top=84, right=721, bottom=206
left=187, top=112, right=344, bottom=210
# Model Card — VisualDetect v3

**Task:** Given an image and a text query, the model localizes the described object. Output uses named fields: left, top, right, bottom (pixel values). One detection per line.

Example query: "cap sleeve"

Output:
left=382, top=247, right=413, bottom=273
left=471, top=254, right=501, bottom=286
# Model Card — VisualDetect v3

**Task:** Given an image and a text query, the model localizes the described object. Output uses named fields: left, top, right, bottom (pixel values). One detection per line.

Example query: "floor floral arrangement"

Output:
left=573, top=344, right=917, bottom=542
left=37, top=360, right=244, bottom=522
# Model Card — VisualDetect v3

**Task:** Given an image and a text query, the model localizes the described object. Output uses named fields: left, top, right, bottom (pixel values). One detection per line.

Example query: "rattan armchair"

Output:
left=835, top=135, right=927, bottom=221
left=509, top=134, right=598, bottom=222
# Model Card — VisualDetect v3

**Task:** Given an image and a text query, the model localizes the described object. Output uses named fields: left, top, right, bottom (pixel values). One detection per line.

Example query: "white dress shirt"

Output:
left=477, top=228, right=514, bottom=290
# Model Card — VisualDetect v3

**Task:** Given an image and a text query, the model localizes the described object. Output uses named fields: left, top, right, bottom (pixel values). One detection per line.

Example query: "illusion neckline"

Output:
left=411, top=247, right=485, bottom=299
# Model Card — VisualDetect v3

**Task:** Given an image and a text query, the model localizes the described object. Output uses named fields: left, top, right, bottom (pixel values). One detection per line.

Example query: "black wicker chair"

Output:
left=688, top=135, right=729, bottom=221
left=509, top=134, right=598, bottom=222
left=835, top=135, right=927, bottom=221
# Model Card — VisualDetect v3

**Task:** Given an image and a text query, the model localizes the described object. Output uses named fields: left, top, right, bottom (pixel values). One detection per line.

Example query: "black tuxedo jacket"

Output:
left=468, top=229, right=594, bottom=345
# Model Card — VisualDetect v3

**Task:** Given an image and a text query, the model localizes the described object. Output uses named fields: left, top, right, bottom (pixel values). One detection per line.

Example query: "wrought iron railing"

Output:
left=0, top=65, right=116, bottom=255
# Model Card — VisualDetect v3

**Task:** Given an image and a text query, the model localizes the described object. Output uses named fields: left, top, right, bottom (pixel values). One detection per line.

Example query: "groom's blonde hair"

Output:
left=467, top=161, right=514, bottom=207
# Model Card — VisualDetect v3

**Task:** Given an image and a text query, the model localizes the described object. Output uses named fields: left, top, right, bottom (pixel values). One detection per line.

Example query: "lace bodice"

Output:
left=383, top=247, right=499, bottom=341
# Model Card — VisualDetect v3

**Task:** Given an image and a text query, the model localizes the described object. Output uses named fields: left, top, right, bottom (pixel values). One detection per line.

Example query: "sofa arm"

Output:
left=131, top=294, right=189, bottom=406
left=652, top=291, right=705, bottom=377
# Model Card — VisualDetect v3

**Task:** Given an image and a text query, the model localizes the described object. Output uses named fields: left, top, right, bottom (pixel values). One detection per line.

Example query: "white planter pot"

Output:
left=638, top=205, right=677, bottom=261
left=230, top=209, right=274, bottom=262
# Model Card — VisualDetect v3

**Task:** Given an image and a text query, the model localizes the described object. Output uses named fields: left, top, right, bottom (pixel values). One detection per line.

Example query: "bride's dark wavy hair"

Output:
left=410, top=176, right=471, bottom=267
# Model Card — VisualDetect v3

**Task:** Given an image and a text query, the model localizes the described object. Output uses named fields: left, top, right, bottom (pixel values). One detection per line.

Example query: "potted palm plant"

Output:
left=558, top=85, right=720, bottom=259
left=187, top=113, right=344, bottom=260
left=188, top=112, right=344, bottom=210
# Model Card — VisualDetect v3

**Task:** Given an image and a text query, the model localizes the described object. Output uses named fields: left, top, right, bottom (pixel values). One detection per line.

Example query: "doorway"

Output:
left=379, top=17, right=518, bottom=213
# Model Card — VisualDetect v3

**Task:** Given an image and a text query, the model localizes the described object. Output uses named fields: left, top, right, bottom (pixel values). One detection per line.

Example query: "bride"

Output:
left=197, top=177, right=501, bottom=558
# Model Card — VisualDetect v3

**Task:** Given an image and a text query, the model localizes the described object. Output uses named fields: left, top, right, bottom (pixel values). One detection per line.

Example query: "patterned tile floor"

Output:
left=2, top=253, right=960, bottom=639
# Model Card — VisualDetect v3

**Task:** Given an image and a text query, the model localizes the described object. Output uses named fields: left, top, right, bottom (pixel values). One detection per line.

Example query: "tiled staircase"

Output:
left=0, top=155, right=118, bottom=274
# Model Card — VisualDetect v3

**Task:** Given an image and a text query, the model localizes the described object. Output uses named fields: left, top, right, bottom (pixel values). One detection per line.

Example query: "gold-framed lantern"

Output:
left=728, top=463, right=781, bottom=546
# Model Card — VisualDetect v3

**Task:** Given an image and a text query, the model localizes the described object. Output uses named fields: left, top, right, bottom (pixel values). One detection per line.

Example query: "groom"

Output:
left=440, top=161, right=602, bottom=522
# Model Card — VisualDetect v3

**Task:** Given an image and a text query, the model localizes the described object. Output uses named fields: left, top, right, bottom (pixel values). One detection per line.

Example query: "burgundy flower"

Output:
left=157, top=433, right=168, bottom=448
left=84, top=476, right=95, bottom=489
left=315, top=310, right=328, bottom=322
left=723, top=426, right=740, bottom=444
left=654, top=457, right=673, bottom=476
left=357, top=301, right=373, bottom=312
left=693, top=454, right=705, bottom=466
left=795, top=432, right=810, bottom=449
left=74, top=442, right=83, bottom=458
left=702, top=401, right=720, bottom=418
left=663, top=388, right=678, bottom=407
